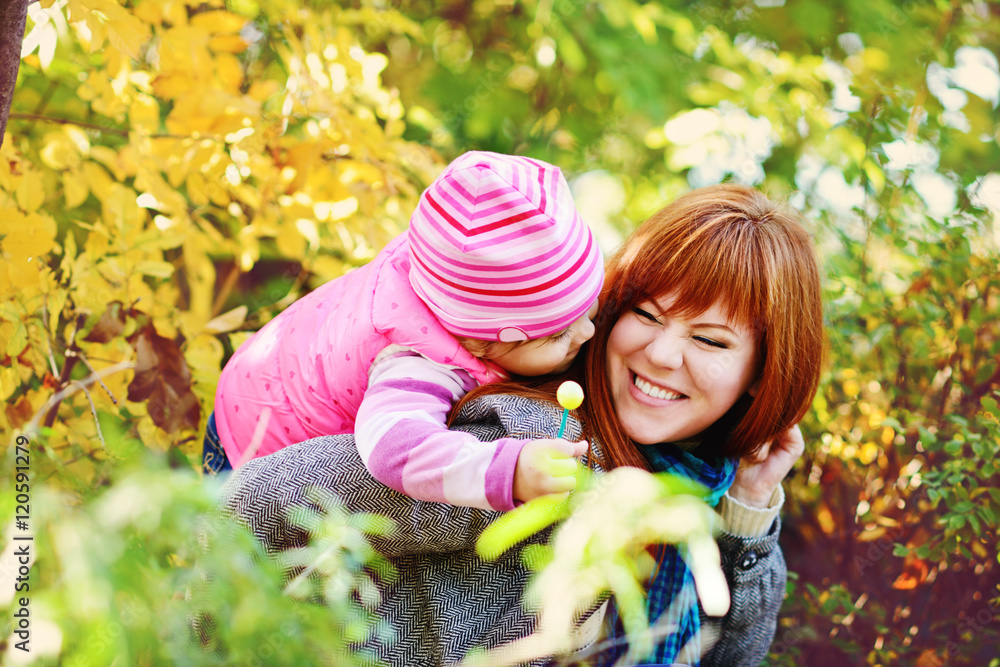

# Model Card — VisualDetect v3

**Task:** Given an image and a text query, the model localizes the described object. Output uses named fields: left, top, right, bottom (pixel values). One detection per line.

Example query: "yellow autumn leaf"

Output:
left=1, top=212, right=57, bottom=259
left=39, top=132, right=83, bottom=171
left=228, top=331, right=253, bottom=354
left=63, top=0, right=89, bottom=31
left=0, top=366, right=18, bottom=402
left=82, top=161, right=114, bottom=201
left=190, top=10, right=247, bottom=33
left=129, top=93, right=160, bottom=132
left=152, top=72, right=197, bottom=100
left=126, top=272, right=157, bottom=312
left=48, top=288, right=70, bottom=337
left=77, top=0, right=151, bottom=59
left=161, top=0, right=187, bottom=28
left=0, top=322, right=28, bottom=357
left=166, top=94, right=217, bottom=135
left=209, top=33, right=248, bottom=54
left=107, top=15, right=151, bottom=59
left=3, top=256, right=40, bottom=290
left=203, top=305, right=248, bottom=334
left=64, top=169, right=90, bottom=208
left=183, top=236, right=216, bottom=320
left=134, top=167, right=189, bottom=217
left=137, top=414, right=175, bottom=452
left=15, top=169, right=46, bottom=212
left=81, top=221, right=112, bottom=260
left=185, top=172, right=210, bottom=206
left=276, top=219, right=306, bottom=259
left=102, top=184, right=145, bottom=232
left=135, top=260, right=176, bottom=279
left=158, top=25, right=212, bottom=75
left=311, top=254, right=348, bottom=282
left=248, top=80, right=280, bottom=102
left=132, top=0, right=161, bottom=25
left=0, top=207, right=22, bottom=234
left=90, top=145, right=127, bottom=181
left=72, top=3, right=108, bottom=53
left=214, top=53, right=244, bottom=93
left=185, top=334, right=225, bottom=409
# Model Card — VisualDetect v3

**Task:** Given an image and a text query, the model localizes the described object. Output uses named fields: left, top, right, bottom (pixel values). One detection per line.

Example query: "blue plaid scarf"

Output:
left=639, top=441, right=737, bottom=665
left=597, top=441, right=737, bottom=666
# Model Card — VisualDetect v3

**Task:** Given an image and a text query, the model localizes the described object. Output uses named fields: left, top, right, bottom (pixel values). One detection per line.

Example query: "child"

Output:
left=206, top=151, right=602, bottom=511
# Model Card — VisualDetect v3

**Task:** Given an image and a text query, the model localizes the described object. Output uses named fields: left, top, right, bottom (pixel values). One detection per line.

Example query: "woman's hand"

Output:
left=729, top=424, right=805, bottom=509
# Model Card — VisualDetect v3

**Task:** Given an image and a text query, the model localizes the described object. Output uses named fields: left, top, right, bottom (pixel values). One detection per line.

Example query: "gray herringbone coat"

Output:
left=219, top=393, right=786, bottom=666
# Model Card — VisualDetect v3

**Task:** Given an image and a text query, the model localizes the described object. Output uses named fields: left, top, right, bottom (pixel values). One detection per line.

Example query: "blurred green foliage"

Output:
left=2, top=449, right=392, bottom=665
left=3, top=0, right=1000, bottom=664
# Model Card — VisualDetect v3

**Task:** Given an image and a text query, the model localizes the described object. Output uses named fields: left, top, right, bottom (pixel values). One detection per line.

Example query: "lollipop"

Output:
left=556, top=380, right=584, bottom=438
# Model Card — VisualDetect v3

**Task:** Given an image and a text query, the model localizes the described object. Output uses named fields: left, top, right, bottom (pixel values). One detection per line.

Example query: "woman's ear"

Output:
left=748, top=376, right=761, bottom=397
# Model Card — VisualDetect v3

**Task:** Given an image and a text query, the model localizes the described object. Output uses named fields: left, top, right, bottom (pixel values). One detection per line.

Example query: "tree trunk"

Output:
left=0, top=0, right=30, bottom=148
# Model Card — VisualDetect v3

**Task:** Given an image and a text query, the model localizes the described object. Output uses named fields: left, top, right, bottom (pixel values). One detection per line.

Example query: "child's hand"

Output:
left=513, top=438, right=588, bottom=503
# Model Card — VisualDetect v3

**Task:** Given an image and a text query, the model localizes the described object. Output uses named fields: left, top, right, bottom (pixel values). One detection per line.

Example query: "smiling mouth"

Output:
left=632, top=372, right=686, bottom=400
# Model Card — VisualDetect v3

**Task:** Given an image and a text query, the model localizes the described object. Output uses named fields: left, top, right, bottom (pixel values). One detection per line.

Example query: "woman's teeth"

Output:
left=634, top=375, right=684, bottom=400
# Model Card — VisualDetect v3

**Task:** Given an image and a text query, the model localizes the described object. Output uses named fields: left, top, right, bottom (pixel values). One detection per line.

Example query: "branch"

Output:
left=40, top=303, right=60, bottom=377
left=10, top=112, right=125, bottom=136
left=211, top=262, right=242, bottom=318
left=8, top=112, right=192, bottom=139
left=43, top=344, right=79, bottom=428
left=70, top=378, right=108, bottom=450
left=26, top=360, right=135, bottom=438
left=0, top=0, right=30, bottom=148
left=75, top=349, right=119, bottom=404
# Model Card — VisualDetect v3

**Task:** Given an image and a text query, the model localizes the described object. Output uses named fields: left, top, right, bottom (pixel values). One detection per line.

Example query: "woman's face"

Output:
left=606, top=293, right=761, bottom=445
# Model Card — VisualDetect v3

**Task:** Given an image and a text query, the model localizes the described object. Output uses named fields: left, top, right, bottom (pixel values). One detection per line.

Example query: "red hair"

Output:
left=453, top=184, right=824, bottom=470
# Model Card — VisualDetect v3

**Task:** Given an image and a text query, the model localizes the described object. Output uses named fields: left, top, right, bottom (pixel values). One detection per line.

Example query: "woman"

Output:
left=216, top=184, right=823, bottom=666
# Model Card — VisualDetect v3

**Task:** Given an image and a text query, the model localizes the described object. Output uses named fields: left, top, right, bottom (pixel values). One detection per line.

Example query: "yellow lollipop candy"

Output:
left=557, top=381, right=584, bottom=410
left=556, top=381, right=584, bottom=438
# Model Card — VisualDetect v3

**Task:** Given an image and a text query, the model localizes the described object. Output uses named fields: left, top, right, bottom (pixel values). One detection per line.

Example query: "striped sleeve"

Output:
left=355, top=350, right=526, bottom=511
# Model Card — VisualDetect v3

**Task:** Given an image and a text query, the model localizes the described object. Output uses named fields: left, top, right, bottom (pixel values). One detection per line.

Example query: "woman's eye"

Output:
left=631, top=307, right=660, bottom=324
left=553, top=328, right=572, bottom=341
left=694, top=335, right=728, bottom=349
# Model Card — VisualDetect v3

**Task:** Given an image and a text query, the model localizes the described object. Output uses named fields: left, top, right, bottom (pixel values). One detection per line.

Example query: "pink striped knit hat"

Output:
left=408, top=151, right=603, bottom=342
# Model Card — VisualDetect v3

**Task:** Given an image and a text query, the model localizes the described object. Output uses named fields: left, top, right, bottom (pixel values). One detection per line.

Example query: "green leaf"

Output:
left=982, top=395, right=1000, bottom=417
left=476, top=494, right=570, bottom=561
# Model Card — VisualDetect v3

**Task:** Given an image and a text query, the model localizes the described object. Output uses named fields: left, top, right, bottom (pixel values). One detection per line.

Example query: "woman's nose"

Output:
left=646, top=326, right=685, bottom=369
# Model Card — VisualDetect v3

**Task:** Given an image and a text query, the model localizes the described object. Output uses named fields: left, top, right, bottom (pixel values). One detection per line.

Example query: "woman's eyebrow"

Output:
left=693, top=322, right=738, bottom=336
